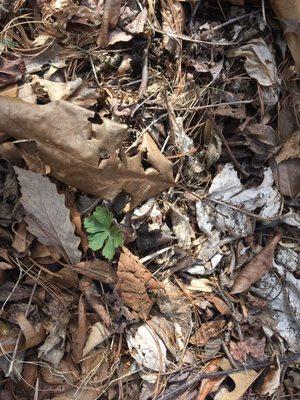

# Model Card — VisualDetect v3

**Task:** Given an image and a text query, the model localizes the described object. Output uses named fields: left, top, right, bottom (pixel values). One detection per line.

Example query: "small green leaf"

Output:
left=84, top=206, right=124, bottom=260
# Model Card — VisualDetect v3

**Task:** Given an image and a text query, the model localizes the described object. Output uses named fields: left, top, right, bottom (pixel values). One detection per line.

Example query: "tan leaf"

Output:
left=230, top=232, right=281, bottom=295
left=0, top=98, right=174, bottom=209
left=14, top=167, right=82, bottom=264
left=257, top=359, right=281, bottom=395
left=16, top=313, right=45, bottom=349
left=117, top=247, right=163, bottom=319
left=197, top=358, right=224, bottom=400
left=83, top=321, right=111, bottom=357
left=31, top=76, right=82, bottom=101
left=73, top=260, right=118, bottom=284
left=189, top=319, right=226, bottom=346
left=216, top=358, right=260, bottom=400
left=270, top=0, right=300, bottom=71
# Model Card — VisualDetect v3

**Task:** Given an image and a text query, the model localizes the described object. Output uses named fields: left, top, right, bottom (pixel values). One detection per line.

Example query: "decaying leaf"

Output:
left=117, top=247, right=163, bottom=319
left=15, top=167, right=82, bottom=264
left=127, top=324, right=167, bottom=372
left=230, top=232, right=281, bottom=294
left=257, top=359, right=281, bottom=395
left=270, top=0, right=300, bottom=71
left=231, top=38, right=278, bottom=86
left=189, top=318, right=226, bottom=346
left=170, top=205, right=195, bottom=249
left=245, top=123, right=278, bottom=167
left=197, top=359, right=224, bottom=400
left=0, top=98, right=174, bottom=209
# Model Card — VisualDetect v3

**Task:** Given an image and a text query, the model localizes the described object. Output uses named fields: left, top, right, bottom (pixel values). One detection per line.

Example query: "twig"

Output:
left=147, top=100, right=253, bottom=111
left=138, top=42, right=149, bottom=99
left=207, top=11, right=258, bottom=33
left=157, top=353, right=300, bottom=400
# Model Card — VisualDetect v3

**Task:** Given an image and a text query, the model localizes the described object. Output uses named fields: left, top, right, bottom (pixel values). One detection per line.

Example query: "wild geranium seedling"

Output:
left=84, top=206, right=124, bottom=260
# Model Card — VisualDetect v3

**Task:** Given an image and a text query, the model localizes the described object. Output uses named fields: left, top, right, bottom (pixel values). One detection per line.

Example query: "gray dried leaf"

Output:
left=15, top=167, right=81, bottom=264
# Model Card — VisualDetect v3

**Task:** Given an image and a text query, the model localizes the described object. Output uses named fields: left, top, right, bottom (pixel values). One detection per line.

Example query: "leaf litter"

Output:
left=0, top=0, right=299, bottom=399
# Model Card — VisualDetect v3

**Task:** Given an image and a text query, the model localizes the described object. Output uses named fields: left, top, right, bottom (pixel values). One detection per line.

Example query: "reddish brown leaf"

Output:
left=189, top=319, right=226, bottom=346
left=231, top=232, right=281, bottom=294
left=117, top=247, right=163, bottom=319
left=229, top=337, right=266, bottom=362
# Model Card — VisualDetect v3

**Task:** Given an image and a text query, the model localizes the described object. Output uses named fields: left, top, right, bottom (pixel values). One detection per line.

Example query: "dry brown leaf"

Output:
left=117, top=247, right=163, bottom=319
left=15, top=167, right=82, bottom=264
left=216, top=358, right=260, bottom=400
left=230, top=232, right=281, bottom=295
left=270, top=0, right=300, bottom=71
left=12, top=221, right=32, bottom=255
left=83, top=321, right=111, bottom=356
left=98, top=0, right=122, bottom=46
left=73, top=260, right=117, bottom=284
left=271, top=131, right=300, bottom=197
left=229, top=337, right=266, bottom=362
left=0, top=98, right=174, bottom=209
left=257, top=359, right=281, bottom=396
left=16, top=313, right=46, bottom=349
left=31, top=76, right=82, bottom=101
left=245, top=123, right=278, bottom=167
left=197, top=358, right=224, bottom=400
left=72, top=296, right=86, bottom=363
left=79, top=277, right=111, bottom=326
left=189, top=319, right=226, bottom=346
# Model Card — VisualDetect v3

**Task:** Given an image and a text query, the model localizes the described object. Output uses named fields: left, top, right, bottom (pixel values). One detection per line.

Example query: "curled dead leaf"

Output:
left=73, top=260, right=117, bottom=284
left=230, top=232, right=281, bottom=295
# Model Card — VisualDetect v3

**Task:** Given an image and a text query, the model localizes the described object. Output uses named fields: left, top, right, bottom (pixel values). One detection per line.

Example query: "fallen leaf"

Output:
left=127, top=324, right=167, bottom=372
left=147, top=315, right=180, bottom=359
left=231, top=232, right=281, bottom=294
left=98, top=0, right=122, bottom=46
left=72, top=296, right=86, bottom=363
left=271, top=131, right=300, bottom=197
left=79, top=277, right=111, bottom=326
left=270, top=0, right=300, bottom=71
left=197, top=359, right=224, bottom=400
left=161, top=0, right=185, bottom=55
left=245, top=123, right=278, bottom=167
left=73, top=260, right=118, bottom=284
left=189, top=319, right=226, bottom=345
left=170, top=205, right=195, bottom=249
left=257, top=358, right=281, bottom=395
left=0, top=159, right=22, bottom=226
left=15, top=167, right=81, bottom=264
left=229, top=337, right=266, bottom=362
left=12, top=221, right=32, bottom=255
left=215, top=358, right=260, bottom=400
left=83, top=321, right=111, bottom=356
left=16, top=313, right=46, bottom=349
left=32, top=76, right=82, bottom=101
left=0, top=52, right=25, bottom=88
left=117, top=247, right=163, bottom=319
left=0, top=98, right=174, bottom=209
left=230, top=38, right=278, bottom=86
